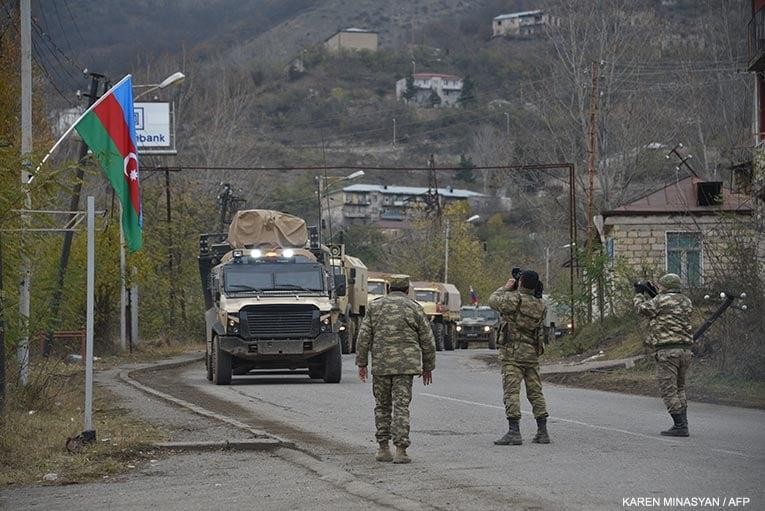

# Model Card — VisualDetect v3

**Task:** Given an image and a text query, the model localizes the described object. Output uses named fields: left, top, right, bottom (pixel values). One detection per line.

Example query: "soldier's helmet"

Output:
left=389, top=274, right=410, bottom=291
left=658, top=273, right=682, bottom=291
left=519, top=270, right=540, bottom=290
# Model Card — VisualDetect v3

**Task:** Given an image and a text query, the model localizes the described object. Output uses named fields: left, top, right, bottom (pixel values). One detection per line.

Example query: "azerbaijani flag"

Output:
left=73, top=75, right=142, bottom=251
left=469, top=286, right=478, bottom=305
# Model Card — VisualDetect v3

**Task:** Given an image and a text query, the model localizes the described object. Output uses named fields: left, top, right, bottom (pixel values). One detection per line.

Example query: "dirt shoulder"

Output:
left=474, top=352, right=765, bottom=409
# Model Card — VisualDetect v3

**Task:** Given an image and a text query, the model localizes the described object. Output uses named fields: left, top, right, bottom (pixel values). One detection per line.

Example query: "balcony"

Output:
left=748, top=9, right=765, bottom=71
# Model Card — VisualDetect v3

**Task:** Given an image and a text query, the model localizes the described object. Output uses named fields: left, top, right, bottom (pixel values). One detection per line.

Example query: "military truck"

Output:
left=411, top=281, right=462, bottom=351
left=367, top=272, right=391, bottom=304
left=327, top=245, right=368, bottom=354
left=455, top=305, right=499, bottom=349
left=198, top=210, right=346, bottom=385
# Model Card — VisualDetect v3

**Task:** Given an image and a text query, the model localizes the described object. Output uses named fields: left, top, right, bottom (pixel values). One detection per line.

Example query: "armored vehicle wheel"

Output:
left=205, top=346, right=213, bottom=381
left=444, top=324, right=455, bottom=351
left=323, top=339, right=342, bottom=383
left=340, top=319, right=353, bottom=354
left=211, top=336, right=232, bottom=385
left=488, top=332, right=497, bottom=350
left=433, top=323, right=445, bottom=351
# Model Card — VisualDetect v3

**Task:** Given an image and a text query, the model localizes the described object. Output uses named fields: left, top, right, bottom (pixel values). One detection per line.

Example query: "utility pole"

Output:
left=392, top=118, right=397, bottom=146
left=505, top=112, right=510, bottom=138
left=46, top=73, right=105, bottom=356
left=18, top=0, right=32, bottom=385
left=444, top=219, right=450, bottom=283
left=586, top=61, right=599, bottom=323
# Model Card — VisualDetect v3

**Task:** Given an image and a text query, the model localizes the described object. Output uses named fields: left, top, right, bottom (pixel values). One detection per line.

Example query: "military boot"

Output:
left=532, top=417, right=550, bottom=444
left=660, top=411, right=689, bottom=437
left=375, top=441, right=393, bottom=462
left=393, top=445, right=411, bottom=464
left=494, top=418, right=522, bottom=445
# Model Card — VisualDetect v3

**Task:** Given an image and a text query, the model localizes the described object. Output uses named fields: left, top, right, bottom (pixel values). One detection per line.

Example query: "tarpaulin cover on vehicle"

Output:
left=227, top=209, right=308, bottom=249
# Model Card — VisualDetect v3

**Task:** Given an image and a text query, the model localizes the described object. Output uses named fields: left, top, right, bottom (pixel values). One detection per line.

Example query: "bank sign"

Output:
left=134, top=102, right=176, bottom=154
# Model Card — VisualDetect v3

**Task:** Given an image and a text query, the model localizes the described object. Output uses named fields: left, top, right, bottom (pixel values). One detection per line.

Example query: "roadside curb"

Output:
left=153, top=439, right=281, bottom=451
left=540, top=355, right=645, bottom=375
left=118, top=355, right=292, bottom=449
left=116, top=354, right=438, bottom=511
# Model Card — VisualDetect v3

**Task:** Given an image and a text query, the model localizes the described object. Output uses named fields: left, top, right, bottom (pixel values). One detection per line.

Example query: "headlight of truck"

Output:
left=455, top=325, right=462, bottom=332
left=483, top=325, right=491, bottom=332
left=226, top=314, right=240, bottom=335
left=320, top=314, right=331, bottom=333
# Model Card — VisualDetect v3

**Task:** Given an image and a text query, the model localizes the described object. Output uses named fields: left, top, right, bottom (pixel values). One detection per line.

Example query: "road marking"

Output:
left=420, top=392, right=755, bottom=459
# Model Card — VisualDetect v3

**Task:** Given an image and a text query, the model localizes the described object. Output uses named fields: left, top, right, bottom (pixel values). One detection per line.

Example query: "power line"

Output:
left=31, top=16, right=82, bottom=78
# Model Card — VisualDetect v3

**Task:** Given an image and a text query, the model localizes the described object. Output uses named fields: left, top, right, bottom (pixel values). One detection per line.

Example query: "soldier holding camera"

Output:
left=488, top=269, right=550, bottom=446
left=634, top=273, right=694, bottom=437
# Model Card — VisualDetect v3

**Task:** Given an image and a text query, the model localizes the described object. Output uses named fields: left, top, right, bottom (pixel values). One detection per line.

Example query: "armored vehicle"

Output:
left=198, top=210, right=346, bottom=385
left=456, top=305, right=499, bottom=349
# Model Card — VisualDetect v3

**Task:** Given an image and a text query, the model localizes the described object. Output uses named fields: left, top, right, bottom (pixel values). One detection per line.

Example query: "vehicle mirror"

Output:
left=334, top=274, right=347, bottom=296
left=214, top=291, right=221, bottom=304
left=349, top=268, right=356, bottom=284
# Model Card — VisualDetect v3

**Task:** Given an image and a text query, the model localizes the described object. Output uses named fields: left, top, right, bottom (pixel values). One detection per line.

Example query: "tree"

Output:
left=458, top=75, right=476, bottom=107
left=456, top=154, right=476, bottom=183
left=402, top=73, right=417, bottom=102
left=428, top=88, right=442, bottom=108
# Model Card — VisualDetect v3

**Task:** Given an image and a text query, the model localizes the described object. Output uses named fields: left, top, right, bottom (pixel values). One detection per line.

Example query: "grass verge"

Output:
left=543, top=357, right=765, bottom=409
left=0, top=344, right=197, bottom=487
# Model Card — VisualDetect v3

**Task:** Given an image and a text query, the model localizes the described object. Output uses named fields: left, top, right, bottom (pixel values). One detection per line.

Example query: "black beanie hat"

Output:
left=519, top=270, right=540, bottom=290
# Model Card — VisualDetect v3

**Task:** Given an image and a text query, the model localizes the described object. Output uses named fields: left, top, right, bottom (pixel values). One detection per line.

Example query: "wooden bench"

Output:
left=36, top=329, right=86, bottom=361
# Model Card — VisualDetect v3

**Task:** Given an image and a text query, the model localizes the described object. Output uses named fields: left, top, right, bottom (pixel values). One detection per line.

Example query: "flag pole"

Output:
left=30, top=74, right=133, bottom=183
left=119, top=204, right=127, bottom=351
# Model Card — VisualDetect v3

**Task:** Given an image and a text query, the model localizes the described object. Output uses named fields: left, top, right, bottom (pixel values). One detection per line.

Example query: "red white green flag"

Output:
left=73, top=75, right=143, bottom=251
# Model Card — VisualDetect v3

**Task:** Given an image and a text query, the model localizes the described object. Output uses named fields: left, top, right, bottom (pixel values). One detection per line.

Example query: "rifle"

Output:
left=693, top=291, right=747, bottom=341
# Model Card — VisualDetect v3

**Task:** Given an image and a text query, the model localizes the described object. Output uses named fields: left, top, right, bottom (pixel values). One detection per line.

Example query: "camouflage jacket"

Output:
left=488, top=287, right=547, bottom=363
left=634, top=291, right=693, bottom=349
left=355, top=291, right=437, bottom=376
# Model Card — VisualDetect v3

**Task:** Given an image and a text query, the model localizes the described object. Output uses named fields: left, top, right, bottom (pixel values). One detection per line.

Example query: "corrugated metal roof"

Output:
left=494, top=10, right=544, bottom=21
left=603, top=176, right=752, bottom=217
left=341, top=27, right=376, bottom=33
left=413, top=73, right=462, bottom=81
left=342, top=183, right=483, bottom=198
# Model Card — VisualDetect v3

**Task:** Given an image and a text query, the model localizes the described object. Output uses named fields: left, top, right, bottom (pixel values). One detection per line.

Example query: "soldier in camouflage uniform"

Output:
left=634, top=273, right=693, bottom=437
left=488, top=270, right=549, bottom=446
left=356, top=274, right=437, bottom=464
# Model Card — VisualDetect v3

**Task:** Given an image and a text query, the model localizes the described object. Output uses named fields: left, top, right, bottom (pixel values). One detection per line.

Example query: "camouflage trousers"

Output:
left=655, top=348, right=692, bottom=413
left=501, top=360, right=548, bottom=420
left=372, top=375, right=414, bottom=447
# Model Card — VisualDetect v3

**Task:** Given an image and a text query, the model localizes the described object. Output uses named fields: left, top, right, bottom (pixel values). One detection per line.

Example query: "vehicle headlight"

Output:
left=483, top=325, right=491, bottom=332
left=226, top=314, right=240, bottom=335
left=283, top=248, right=295, bottom=258
left=250, top=249, right=262, bottom=258
left=567, top=323, right=573, bottom=329
left=455, top=325, right=462, bottom=332
left=320, top=315, right=331, bottom=333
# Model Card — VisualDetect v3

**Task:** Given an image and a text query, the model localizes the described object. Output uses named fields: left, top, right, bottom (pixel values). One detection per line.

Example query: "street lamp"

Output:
left=134, top=71, right=185, bottom=100
left=444, top=214, right=480, bottom=283
left=316, top=170, right=365, bottom=244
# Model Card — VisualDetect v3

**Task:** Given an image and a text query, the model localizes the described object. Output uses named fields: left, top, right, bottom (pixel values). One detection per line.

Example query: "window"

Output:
left=666, top=232, right=702, bottom=286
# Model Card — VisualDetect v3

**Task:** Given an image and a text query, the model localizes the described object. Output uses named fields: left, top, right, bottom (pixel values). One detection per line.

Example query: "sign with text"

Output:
left=134, top=102, right=176, bottom=154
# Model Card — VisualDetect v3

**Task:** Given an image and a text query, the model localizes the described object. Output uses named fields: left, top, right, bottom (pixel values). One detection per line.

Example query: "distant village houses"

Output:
left=324, top=28, right=378, bottom=52
left=395, top=73, right=463, bottom=108
left=327, top=184, right=483, bottom=230
left=598, top=176, right=753, bottom=287
left=492, top=10, right=552, bottom=38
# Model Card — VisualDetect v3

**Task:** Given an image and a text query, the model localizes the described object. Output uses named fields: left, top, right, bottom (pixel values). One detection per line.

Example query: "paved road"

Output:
left=144, top=350, right=765, bottom=511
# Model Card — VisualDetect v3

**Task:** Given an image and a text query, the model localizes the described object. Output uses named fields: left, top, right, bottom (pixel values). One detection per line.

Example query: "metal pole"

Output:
left=130, top=268, right=138, bottom=348
left=315, top=177, right=323, bottom=246
left=18, top=0, right=32, bottom=386
left=119, top=209, right=127, bottom=351
left=393, top=118, right=397, bottom=146
left=165, top=169, right=175, bottom=327
left=545, top=246, right=550, bottom=291
left=569, top=163, right=576, bottom=335
left=505, top=112, right=510, bottom=138
left=83, top=196, right=95, bottom=440
left=444, top=219, right=450, bottom=283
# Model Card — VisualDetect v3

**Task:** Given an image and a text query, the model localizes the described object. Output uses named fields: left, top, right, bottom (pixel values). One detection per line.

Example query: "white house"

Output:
left=492, top=10, right=551, bottom=38
left=395, top=73, right=463, bottom=108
